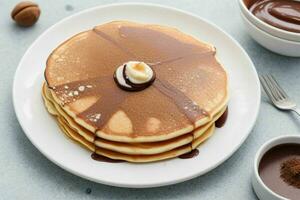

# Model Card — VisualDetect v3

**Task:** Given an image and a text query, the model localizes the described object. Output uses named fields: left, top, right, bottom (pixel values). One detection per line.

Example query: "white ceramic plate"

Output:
left=13, top=3, right=260, bottom=188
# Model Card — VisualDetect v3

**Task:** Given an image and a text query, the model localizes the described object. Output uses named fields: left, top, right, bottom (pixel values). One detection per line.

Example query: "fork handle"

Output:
left=291, top=107, right=300, bottom=116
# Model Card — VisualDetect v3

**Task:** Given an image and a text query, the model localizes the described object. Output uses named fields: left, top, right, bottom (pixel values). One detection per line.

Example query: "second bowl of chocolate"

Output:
left=238, top=0, right=300, bottom=42
left=252, top=135, right=300, bottom=200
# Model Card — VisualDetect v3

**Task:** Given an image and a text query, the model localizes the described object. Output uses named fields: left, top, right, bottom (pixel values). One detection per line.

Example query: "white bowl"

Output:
left=240, top=13, right=300, bottom=57
left=238, top=0, right=300, bottom=42
left=252, top=135, right=300, bottom=200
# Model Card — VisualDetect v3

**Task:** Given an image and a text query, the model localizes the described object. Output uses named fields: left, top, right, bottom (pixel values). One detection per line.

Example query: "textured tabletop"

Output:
left=1, top=0, right=300, bottom=199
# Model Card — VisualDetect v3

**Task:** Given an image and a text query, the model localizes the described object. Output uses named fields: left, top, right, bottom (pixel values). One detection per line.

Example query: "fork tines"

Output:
left=259, top=74, right=289, bottom=103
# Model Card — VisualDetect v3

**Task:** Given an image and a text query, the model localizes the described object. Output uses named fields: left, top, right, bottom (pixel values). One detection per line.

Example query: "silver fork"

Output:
left=260, top=74, right=300, bottom=116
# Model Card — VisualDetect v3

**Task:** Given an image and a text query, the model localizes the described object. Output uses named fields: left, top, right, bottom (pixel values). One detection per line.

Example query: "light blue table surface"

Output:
left=1, top=0, right=300, bottom=199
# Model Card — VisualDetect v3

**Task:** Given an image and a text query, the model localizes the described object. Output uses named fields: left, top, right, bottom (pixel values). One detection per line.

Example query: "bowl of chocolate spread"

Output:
left=252, top=135, right=300, bottom=200
left=238, top=0, right=300, bottom=56
left=238, top=0, right=300, bottom=42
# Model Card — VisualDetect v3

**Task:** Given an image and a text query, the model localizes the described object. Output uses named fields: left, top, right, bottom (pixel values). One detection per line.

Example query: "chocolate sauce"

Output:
left=51, top=77, right=110, bottom=105
left=92, top=28, right=136, bottom=57
left=215, top=107, right=228, bottom=128
left=178, top=149, right=199, bottom=159
left=148, top=52, right=213, bottom=68
left=78, top=81, right=129, bottom=131
left=154, top=79, right=208, bottom=124
left=248, top=0, right=300, bottom=33
left=91, top=152, right=125, bottom=163
left=259, top=143, right=300, bottom=200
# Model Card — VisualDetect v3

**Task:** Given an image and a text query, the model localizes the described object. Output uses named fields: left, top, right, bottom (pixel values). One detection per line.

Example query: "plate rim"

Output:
left=12, top=2, right=261, bottom=188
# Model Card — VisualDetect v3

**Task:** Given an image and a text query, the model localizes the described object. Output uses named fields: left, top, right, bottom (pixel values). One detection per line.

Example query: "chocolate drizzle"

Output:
left=77, top=80, right=129, bottom=131
left=50, top=77, right=106, bottom=105
left=215, top=106, right=228, bottom=128
left=154, top=79, right=207, bottom=124
left=178, top=149, right=199, bottom=159
left=92, top=28, right=136, bottom=57
left=91, top=152, right=125, bottom=163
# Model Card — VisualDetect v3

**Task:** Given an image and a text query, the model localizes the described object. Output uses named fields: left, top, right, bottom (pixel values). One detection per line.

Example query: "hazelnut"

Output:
left=11, top=1, right=40, bottom=27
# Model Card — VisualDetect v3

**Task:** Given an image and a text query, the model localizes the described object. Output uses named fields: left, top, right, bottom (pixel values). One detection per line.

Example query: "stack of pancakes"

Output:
left=42, top=21, right=228, bottom=163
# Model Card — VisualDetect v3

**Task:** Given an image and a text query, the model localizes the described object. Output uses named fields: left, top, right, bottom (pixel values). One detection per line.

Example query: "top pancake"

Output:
left=45, top=21, right=228, bottom=143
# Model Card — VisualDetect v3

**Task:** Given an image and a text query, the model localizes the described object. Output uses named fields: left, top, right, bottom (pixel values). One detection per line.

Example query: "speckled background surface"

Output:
left=1, top=0, right=300, bottom=199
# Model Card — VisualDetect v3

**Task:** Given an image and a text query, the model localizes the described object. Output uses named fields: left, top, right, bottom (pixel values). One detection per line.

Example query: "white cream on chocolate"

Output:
left=114, top=61, right=154, bottom=90
left=125, top=61, right=153, bottom=84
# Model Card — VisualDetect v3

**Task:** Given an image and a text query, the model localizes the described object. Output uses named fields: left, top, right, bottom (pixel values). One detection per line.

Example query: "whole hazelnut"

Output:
left=11, top=1, right=41, bottom=27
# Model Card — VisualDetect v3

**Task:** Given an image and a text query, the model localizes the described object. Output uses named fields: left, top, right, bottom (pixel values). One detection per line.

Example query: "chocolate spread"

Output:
left=247, top=0, right=300, bottom=33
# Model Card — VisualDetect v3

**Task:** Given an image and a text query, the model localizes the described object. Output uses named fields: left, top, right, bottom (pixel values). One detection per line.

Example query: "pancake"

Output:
left=57, top=116, right=95, bottom=151
left=43, top=84, right=94, bottom=142
left=192, top=124, right=215, bottom=149
left=43, top=83, right=226, bottom=155
left=44, top=21, right=228, bottom=143
left=57, top=113, right=215, bottom=163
